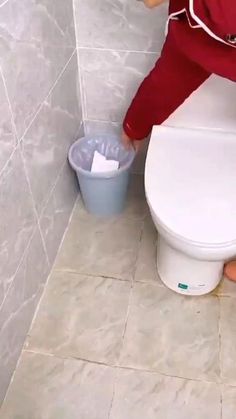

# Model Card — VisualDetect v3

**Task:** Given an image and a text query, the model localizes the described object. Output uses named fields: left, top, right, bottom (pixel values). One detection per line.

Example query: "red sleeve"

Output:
left=123, top=25, right=211, bottom=141
left=123, top=70, right=161, bottom=141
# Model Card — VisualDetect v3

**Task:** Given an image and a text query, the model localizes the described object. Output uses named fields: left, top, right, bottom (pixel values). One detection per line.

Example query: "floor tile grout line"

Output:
left=107, top=367, right=119, bottom=419
left=51, top=268, right=236, bottom=295
left=106, top=219, right=146, bottom=417
left=218, top=296, right=223, bottom=419
left=132, top=218, right=145, bottom=283
left=22, top=348, right=224, bottom=387
left=52, top=269, right=132, bottom=282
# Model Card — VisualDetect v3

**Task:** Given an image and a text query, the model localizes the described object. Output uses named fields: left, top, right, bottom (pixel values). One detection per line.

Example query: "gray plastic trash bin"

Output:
left=68, top=135, right=135, bottom=216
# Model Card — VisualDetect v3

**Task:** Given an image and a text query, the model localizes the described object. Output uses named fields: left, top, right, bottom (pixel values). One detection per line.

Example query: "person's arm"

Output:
left=122, top=0, right=168, bottom=148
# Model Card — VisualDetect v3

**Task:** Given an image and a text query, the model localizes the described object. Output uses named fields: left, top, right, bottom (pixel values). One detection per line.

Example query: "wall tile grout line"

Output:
left=0, top=66, right=18, bottom=141
left=0, top=49, right=77, bottom=181
left=72, top=2, right=87, bottom=122
left=0, top=0, right=11, bottom=8
left=0, top=223, right=39, bottom=313
left=78, top=52, right=88, bottom=120
left=78, top=45, right=161, bottom=55
left=19, top=147, right=51, bottom=268
left=18, top=48, right=77, bottom=144
left=0, top=157, right=77, bottom=322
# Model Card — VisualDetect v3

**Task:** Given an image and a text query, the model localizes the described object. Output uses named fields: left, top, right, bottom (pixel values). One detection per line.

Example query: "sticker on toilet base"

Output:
left=178, top=283, right=188, bottom=290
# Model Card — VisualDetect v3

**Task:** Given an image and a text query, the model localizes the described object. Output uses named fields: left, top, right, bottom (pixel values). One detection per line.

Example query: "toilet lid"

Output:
left=145, top=126, right=236, bottom=246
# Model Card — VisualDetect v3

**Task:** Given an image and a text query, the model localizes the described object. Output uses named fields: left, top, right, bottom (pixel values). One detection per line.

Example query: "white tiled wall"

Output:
left=0, top=0, right=82, bottom=404
left=74, top=0, right=168, bottom=172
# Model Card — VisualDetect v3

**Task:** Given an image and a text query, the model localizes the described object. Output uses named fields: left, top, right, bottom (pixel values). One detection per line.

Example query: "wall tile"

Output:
left=0, top=227, right=49, bottom=405
left=0, top=148, right=36, bottom=307
left=75, top=0, right=168, bottom=52
left=39, top=163, right=78, bottom=266
left=80, top=49, right=157, bottom=123
left=22, top=54, right=81, bottom=215
left=0, top=0, right=75, bottom=47
left=0, top=71, right=16, bottom=173
left=0, top=42, right=74, bottom=139
left=84, top=119, right=121, bottom=137
left=0, top=0, right=81, bottom=407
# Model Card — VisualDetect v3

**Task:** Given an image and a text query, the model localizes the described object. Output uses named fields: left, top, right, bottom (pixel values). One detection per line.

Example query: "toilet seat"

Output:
left=145, top=126, right=236, bottom=248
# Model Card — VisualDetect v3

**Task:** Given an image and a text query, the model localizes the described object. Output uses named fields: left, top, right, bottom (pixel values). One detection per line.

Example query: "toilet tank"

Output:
left=165, top=75, right=236, bottom=133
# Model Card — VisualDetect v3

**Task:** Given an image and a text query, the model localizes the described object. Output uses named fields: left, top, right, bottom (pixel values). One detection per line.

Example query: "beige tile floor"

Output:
left=1, top=176, right=236, bottom=419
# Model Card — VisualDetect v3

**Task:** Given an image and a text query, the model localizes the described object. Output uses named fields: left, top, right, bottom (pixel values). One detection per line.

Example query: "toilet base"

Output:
left=157, top=236, right=223, bottom=296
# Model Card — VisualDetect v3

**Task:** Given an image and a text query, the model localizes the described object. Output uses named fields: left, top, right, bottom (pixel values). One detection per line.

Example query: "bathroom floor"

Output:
left=1, top=176, right=236, bottom=419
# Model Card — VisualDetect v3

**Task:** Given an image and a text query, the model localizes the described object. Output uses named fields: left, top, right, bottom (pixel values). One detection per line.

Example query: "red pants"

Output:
left=123, top=28, right=211, bottom=140
left=124, top=9, right=236, bottom=141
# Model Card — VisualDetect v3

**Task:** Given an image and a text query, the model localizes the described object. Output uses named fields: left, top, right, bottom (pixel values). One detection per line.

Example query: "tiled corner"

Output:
left=220, top=297, right=236, bottom=385
left=110, top=369, right=221, bottom=419
left=0, top=352, right=115, bottom=419
left=84, top=119, right=121, bottom=137
left=120, top=282, right=220, bottom=381
left=39, top=163, right=78, bottom=265
left=0, top=72, right=16, bottom=173
left=75, top=0, right=167, bottom=52
left=132, top=137, right=149, bottom=174
left=0, top=227, right=49, bottom=405
left=26, top=272, right=130, bottom=364
left=79, top=48, right=157, bottom=123
left=135, top=216, right=162, bottom=285
left=21, top=53, right=81, bottom=215
left=222, top=385, right=236, bottom=419
left=55, top=203, right=142, bottom=281
left=0, top=148, right=36, bottom=307
left=124, top=175, right=147, bottom=220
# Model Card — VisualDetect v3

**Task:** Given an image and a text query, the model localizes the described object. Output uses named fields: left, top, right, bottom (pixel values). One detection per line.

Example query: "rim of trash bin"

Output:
left=68, top=137, right=136, bottom=179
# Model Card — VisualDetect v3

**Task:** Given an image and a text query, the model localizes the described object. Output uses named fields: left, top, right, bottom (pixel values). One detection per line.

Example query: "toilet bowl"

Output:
left=145, top=125, right=236, bottom=295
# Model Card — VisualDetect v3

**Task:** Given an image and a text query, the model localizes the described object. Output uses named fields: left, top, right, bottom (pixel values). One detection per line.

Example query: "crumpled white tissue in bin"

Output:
left=91, top=151, right=119, bottom=173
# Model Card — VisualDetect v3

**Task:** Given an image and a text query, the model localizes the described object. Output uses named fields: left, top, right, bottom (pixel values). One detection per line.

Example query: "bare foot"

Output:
left=224, top=261, right=236, bottom=282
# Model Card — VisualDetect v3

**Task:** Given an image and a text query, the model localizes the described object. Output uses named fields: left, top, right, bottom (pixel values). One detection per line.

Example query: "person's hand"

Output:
left=121, top=130, right=143, bottom=152
left=143, top=0, right=167, bottom=9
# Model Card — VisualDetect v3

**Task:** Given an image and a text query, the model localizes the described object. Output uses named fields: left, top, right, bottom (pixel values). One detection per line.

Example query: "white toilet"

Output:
left=145, top=76, right=236, bottom=296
